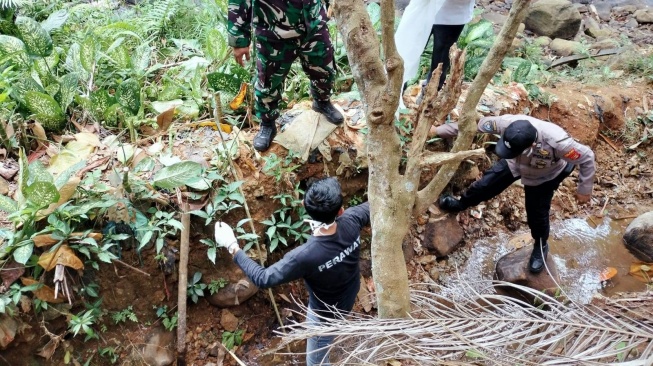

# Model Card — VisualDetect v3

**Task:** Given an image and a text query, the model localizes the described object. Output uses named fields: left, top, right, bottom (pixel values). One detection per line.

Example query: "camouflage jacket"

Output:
left=227, top=0, right=328, bottom=48
left=436, top=114, right=596, bottom=195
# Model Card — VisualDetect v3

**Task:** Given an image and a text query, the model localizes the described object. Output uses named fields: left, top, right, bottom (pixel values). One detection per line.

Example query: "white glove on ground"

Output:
left=214, top=222, right=240, bottom=255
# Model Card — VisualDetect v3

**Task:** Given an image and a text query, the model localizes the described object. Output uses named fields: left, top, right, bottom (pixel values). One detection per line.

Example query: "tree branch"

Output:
left=414, top=0, right=532, bottom=215
left=419, top=148, right=485, bottom=168
left=380, top=0, right=403, bottom=121
left=405, top=47, right=465, bottom=181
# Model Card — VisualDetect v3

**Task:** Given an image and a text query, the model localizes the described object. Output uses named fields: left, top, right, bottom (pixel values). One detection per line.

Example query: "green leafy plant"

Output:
left=222, top=329, right=244, bottom=350
left=69, top=309, right=99, bottom=341
left=99, top=346, right=120, bottom=364
left=155, top=305, right=178, bottom=331
left=208, top=278, right=228, bottom=295
left=262, top=152, right=301, bottom=182
left=112, top=305, right=138, bottom=324
left=187, top=271, right=207, bottom=303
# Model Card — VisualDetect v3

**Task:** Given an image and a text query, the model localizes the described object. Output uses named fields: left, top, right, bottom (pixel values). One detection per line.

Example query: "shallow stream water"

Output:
left=453, top=216, right=648, bottom=303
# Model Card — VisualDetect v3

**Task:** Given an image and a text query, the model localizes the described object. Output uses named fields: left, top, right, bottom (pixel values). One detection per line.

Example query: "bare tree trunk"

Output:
left=334, top=0, right=531, bottom=318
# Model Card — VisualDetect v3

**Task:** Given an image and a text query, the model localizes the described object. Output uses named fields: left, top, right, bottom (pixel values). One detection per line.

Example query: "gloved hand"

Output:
left=214, top=222, right=240, bottom=255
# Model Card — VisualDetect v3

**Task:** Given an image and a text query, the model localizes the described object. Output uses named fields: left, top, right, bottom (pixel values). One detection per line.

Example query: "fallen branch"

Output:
left=547, top=48, right=623, bottom=69
left=219, top=342, right=247, bottom=366
left=599, top=133, right=620, bottom=153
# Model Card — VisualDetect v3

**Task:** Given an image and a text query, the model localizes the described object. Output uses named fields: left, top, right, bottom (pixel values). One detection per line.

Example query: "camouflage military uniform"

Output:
left=228, top=0, right=336, bottom=125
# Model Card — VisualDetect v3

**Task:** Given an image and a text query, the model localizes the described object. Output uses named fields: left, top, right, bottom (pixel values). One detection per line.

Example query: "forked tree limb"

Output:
left=419, top=148, right=486, bottom=168
left=414, top=0, right=532, bottom=215
left=405, top=47, right=465, bottom=181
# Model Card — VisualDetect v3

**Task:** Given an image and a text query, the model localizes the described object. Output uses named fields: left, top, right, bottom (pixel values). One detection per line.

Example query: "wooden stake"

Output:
left=177, top=201, right=190, bottom=365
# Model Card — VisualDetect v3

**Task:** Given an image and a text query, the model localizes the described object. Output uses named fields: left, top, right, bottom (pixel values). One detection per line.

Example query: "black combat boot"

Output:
left=438, top=195, right=466, bottom=213
left=528, top=238, right=549, bottom=273
left=253, top=123, right=277, bottom=152
left=312, top=100, right=344, bottom=125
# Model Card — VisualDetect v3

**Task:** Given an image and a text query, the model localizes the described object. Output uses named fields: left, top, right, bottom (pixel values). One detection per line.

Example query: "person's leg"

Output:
left=299, top=26, right=343, bottom=125
left=524, top=163, right=575, bottom=272
left=426, top=24, right=465, bottom=90
left=305, top=308, right=335, bottom=366
left=253, top=37, right=299, bottom=150
left=440, top=159, right=519, bottom=212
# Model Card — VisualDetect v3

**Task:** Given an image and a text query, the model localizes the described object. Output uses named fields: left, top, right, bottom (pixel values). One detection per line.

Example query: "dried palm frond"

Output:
left=278, top=281, right=653, bottom=365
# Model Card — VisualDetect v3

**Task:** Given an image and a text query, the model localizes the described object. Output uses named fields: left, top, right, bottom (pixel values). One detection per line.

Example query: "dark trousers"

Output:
left=426, top=24, right=466, bottom=90
left=459, top=159, right=575, bottom=241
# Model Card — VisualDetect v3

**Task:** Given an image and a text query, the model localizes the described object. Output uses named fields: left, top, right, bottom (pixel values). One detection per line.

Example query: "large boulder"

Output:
left=525, top=0, right=582, bottom=39
left=623, top=212, right=653, bottom=262
left=634, top=8, right=653, bottom=23
left=422, top=216, right=464, bottom=257
left=495, top=246, right=561, bottom=304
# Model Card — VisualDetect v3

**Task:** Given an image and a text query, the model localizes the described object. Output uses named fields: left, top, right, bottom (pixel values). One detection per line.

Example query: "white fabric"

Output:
left=304, top=219, right=337, bottom=236
left=434, top=0, right=475, bottom=25
left=394, top=0, right=475, bottom=111
left=214, top=222, right=239, bottom=254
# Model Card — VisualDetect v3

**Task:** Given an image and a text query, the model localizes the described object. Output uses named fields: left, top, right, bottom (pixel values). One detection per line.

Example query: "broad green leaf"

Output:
left=25, top=181, right=60, bottom=208
left=11, top=76, right=45, bottom=106
left=103, top=103, right=124, bottom=127
left=204, top=28, right=226, bottom=61
left=54, top=160, right=86, bottom=190
left=465, top=20, right=493, bottom=44
left=366, top=3, right=381, bottom=29
left=80, top=37, right=98, bottom=73
left=0, top=195, right=17, bottom=213
left=0, top=35, right=29, bottom=67
left=512, top=60, right=532, bottom=83
left=207, top=71, right=240, bottom=94
left=177, top=100, right=199, bottom=119
left=15, top=16, right=53, bottom=57
left=59, top=73, right=79, bottom=111
left=107, top=43, right=130, bottom=69
left=185, top=177, right=211, bottom=191
left=158, top=84, right=183, bottom=101
left=41, top=10, right=69, bottom=33
left=90, top=89, right=116, bottom=120
left=207, top=247, right=216, bottom=264
left=116, top=79, right=140, bottom=115
left=28, top=161, right=53, bottom=185
left=131, top=43, right=151, bottom=73
left=152, top=161, right=203, bottom=189
left=24, top=91, right=65, bottom=131
left=64, top=43, right=89, bottom=80
left=45, top=83, right=60, bottom=98
left=151, top=100, right=183, bottom=114
left=13, top=244, right=34, bottom=265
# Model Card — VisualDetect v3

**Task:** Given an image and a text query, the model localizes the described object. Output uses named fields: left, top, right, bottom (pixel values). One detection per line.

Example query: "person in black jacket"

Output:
left=214, top=177, right=370, bottom=365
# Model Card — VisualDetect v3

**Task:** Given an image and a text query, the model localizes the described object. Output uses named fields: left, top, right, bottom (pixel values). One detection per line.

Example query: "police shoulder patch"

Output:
left=482, top=120, right=497, bottom=132
left=563, top=148, right=581, bottom=160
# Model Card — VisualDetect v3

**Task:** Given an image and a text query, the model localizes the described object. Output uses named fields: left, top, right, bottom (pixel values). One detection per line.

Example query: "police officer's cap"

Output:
left=495, top=120, right=537, bottom=159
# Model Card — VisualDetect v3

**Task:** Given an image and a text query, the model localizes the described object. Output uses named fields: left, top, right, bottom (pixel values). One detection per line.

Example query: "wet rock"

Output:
left=590, top=38, right=620, bottom=50
left=613, top=5, right=639, bottom=15
left=525, top=0, right=582, bottom=39
left=422, top=216, right=464, bottom=257
left=634, top=8, right=653, bottom=23
left=495, top=245, right=561, bottom=304
left=220, top=309, right=239, bottom=332
left=549, top=38, right=583, bottom=56
left=0, top=315, right=18, bottom=349
left=207, top=278, right=258, bottom=308
left=623, top=211, right=653, bottom=262
left=142, top=328, right=174, bottom=366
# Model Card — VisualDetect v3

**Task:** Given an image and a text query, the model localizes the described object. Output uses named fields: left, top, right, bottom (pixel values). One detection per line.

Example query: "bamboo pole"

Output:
left=176, top=201, right=190, bottom=365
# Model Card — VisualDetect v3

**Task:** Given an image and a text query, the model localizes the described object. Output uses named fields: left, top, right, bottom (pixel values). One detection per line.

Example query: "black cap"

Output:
left=495, top=120, right=537, bottom=159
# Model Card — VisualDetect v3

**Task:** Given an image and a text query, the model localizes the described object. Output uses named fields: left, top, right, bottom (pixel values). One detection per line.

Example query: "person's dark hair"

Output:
left=304, top=177, right=343, bottom=224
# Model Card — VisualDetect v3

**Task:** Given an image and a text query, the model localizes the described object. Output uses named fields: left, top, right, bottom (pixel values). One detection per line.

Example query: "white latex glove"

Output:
left=214, top=222, right=240, bottom=255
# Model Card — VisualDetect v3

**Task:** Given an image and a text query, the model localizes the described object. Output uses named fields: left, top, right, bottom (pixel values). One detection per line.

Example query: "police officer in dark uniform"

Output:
left=434, top=115, right=595, bottom=273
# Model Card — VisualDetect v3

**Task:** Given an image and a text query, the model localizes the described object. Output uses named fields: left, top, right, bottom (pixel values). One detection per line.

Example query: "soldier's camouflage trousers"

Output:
left=254, top=25, right=335, bottom=126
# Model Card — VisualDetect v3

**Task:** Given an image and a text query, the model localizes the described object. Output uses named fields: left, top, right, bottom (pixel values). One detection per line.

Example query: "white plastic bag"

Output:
left=394, top=0, right=445, bottom=110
